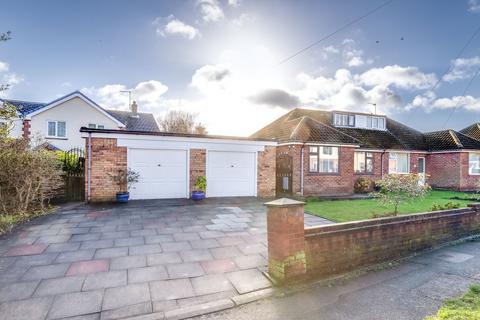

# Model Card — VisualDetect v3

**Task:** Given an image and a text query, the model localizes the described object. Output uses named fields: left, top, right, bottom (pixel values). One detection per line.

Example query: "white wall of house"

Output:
left=29, top=97, right=121, bottom=150
left=0, top=118, right=23, bottom=138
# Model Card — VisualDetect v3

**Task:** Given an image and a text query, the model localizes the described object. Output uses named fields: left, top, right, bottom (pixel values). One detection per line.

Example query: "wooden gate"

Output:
left=276, top=153, right=293, bottom=196
left=62, top=148, right=85, bottom=202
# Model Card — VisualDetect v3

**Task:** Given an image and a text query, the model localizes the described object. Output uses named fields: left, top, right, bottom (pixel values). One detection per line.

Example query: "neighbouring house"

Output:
left=1, top=90, right=159, bottom=151
left=250, top=108, right=480, bottom=196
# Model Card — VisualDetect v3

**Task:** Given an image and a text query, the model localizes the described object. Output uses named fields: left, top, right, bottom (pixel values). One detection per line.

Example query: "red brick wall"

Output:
left=22, top=120, right=31, bottom=140
left=460, top=152, right=480, bottom=191
left=303, top=146, right=356, bottom=196
left=426, top=153, right=461, bottom=190
left=304, top=205, right=480, bottom=278
left=86, top=138, right=127, bottom=202
left=257, top=146, right=276, bottom=197
left=189, top=149, right=206, bottom=193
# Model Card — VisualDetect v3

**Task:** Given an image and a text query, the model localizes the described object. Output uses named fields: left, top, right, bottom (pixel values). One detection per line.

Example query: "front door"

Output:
left=418, top=157, right=426, bottom=185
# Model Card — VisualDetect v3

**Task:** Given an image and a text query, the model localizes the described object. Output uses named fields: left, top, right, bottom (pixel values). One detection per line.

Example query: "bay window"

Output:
left=309, top=146, right=339, bottom=173
left=354, top=151, right=374, bottom=174
left=469, top=153, right=480, bottom=175
left=47, top=121, right=66, bottom=138
left=389, top=152, right=409, bottom=174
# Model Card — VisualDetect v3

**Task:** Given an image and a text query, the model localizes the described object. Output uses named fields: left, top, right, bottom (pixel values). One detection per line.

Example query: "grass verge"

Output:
left=305, top=190, right=473, bottom=223
left=426, top=284, right=480, bottom=320
left=0, top=207, right=56, bottom=235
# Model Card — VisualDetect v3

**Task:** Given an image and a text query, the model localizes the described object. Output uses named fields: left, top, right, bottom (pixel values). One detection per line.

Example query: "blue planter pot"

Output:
left=116, top=192, right=130, bottom=203
left=191, top=191, right=205, bottom=201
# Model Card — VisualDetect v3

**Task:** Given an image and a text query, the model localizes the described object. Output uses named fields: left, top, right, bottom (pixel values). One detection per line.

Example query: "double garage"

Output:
left=83, top=129, right=276, bottom=202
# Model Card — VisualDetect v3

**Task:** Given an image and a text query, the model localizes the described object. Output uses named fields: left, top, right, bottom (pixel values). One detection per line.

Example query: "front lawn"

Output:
left=305, top=190, right=474, bottom=223
left=425, top=284, right=480, bottom=320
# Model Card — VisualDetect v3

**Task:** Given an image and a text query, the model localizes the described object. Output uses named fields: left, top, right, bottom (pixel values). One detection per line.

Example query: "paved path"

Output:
left=197, top=240, right=480, bottom=320
left=0, top=198, right=332, bottom=320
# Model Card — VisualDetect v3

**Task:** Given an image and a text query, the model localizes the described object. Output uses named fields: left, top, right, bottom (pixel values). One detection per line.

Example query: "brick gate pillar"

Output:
left=265, top=198, right=307, bottom=283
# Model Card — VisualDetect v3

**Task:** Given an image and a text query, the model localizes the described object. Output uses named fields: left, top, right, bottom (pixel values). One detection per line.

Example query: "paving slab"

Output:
left=0, top=280, right=39, bottom=302
left=128, top=265, right=169, bottom=283
left=226, top=269, right=271, bottom=294
left=102, top=283, right=151, bottom=311
left=34, top=276, right=85, bottom=297
left=0, top=296, right=53, bottom=320
left=167, top=263, right=205, bottom=279
left=48, top=290, right=103, bottom=319
left=83, top=271, right=127, bottom=290
left=150, top=279, right=195, bottom=301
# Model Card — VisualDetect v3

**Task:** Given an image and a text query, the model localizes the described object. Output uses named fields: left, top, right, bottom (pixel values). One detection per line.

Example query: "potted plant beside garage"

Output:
left=113, top=168, right=140, bottom=203
left=191, top=176, right=206, bottom=201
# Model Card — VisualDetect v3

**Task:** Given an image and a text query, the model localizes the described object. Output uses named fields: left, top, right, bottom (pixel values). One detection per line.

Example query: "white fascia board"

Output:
left=304, top=142, right=360, bottom=148
left=81, top=132, right=276, bottom=152
left=27, top=92, right=126, bottom=128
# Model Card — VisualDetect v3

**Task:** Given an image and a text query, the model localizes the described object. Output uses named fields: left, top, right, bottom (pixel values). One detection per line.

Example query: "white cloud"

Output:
left=347, top=56, right=364, bottom=67
left=443, top=56, right=480, bottom=82
left=468, top=0, right=480, bottom=12
left=231, top=13, right=255, bottom=27
left=408, top=91, right=480, bottom=112
left=0, top=61, right=9, bottom=73
left=82, top=80, right=168, bottom=112
left=3, top=73, right=24, bottom=85
left=197, top=0, right=224, bottom=22
left=191, top=64, right=232, bottom=94
left=153, top=16, right=200, bottom=40
left=342, top=38, right=366, bottom=67
left=294, top=70, right=403, bottom=113
left=357, top=65, right=437, bottom=90
left=228, top=0, right=242, bottom=7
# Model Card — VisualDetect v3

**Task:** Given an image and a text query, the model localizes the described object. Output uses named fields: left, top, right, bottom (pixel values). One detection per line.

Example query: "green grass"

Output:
left=305, top=190, right=474, bottom=223
left=0, top=208, right=55, bottom=235
left=425, top=284, right=480, bottom=320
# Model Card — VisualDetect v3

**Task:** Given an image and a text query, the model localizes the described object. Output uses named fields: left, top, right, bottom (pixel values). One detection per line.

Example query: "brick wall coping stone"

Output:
left=304, top=207, right=475, bottom=236
left=265, top=198, right=305, bottom=207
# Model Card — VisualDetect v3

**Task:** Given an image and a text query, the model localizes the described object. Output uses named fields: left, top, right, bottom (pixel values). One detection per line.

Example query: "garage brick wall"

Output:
left=86, top=137, right=127, bottom=202
left=190, top=149, right=206, bottom=193
left=257, top=146, right=277, bottom=197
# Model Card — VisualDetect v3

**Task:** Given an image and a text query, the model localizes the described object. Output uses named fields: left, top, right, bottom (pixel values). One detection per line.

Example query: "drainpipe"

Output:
left=300, top=145, right=305, bottom=196
left=380, top=149, right=386, bottom=178
left=87, top=132, right=92, bottom=202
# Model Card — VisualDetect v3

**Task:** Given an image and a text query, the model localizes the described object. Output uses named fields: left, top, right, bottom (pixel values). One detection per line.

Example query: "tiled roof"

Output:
left=424, top=130, right=480, bottom=151
left=251, top=108, right=427, bottom=150
left=1, top=99, right=47, bottom=116
left=460, top=123, right=480, bottom=141
left=106, top=110, right=160, bottom=132
left=251, top=108, right=480, bottom=151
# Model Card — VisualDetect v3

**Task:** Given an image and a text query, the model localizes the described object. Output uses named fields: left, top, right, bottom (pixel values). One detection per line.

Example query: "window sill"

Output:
left=354, top=172, right=375, bottom=175
left=46, top=136, right=68, bottom=140
left=307, top=172, right=341, bottom=176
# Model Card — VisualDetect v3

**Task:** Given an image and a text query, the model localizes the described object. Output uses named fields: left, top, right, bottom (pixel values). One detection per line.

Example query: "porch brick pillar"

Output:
left=265, top=198, right=306, bottom=283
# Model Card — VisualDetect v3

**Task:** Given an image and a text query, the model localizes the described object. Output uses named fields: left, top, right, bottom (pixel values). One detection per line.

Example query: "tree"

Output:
left=157, top=110, right=208, bottom=134
left=371, top=174, right=431, bottom=216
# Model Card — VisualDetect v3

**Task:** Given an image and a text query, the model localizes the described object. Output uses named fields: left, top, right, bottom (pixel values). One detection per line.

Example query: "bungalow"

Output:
left=250, top=108, right=480, bottom=196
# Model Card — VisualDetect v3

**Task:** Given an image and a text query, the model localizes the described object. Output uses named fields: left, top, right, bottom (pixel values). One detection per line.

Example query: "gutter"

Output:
left=381, top=149, right=386, bottom=178
left=87, top=132, right=92, bottom=202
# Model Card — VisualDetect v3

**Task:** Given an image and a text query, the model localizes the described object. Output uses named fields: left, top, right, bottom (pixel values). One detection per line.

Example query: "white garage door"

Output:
left=207, top=151, right=256, bottom=197
left=129, top=149, right=188, bottom=200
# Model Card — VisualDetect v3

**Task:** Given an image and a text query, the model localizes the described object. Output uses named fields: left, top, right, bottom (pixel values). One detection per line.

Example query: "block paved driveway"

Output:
left=0, top=198, right=330, bottom=320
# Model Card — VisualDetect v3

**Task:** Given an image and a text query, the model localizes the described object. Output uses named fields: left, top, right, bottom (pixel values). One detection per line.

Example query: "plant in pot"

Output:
left=191, top=176, right=206, bottom=200
left=113, top=168, right=140, bottom=203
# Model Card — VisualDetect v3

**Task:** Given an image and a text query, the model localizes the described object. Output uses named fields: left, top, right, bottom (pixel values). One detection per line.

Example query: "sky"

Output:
left=1, top=0, right=480, bottom=136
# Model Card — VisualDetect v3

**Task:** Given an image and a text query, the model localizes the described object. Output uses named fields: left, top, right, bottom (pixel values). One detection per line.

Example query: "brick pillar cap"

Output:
left=264, top=198, right=305, bottom=207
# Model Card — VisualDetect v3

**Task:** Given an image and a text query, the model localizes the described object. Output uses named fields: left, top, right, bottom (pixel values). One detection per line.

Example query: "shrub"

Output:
left=111, top=168, right=140, bottom=193
left=354, top=177, right=373, bottom=193
left=431, top=201, right=461, bottom=211
left=371, top=174, right=431, bottom=216
left=0, top=138, right=63, bottom=216
left=194, top=176, right=206, bottom=192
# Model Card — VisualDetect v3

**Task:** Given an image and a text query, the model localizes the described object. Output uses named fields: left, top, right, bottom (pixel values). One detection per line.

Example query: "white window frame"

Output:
left=334, top=113, right=354, bottom=127
left=469, top=152, right=480, bottom=175
left=388, top=152, right=410, bottom=174
left=366, top=116, right=386, bottom=130
left=354, top=151, right=374, bottom=174
left=88, top=123, right=105, bottom=129
left=46, top=120, right=67, bottom=138
left=309, top=146, right=339, bottom=174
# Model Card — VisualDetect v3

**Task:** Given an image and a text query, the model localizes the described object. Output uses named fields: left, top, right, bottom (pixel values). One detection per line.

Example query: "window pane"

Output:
left=373, top=117, right=378, bottom=128
left=48, top=122, right=56, bottom=136
left=395, top=153, right=409, bottom=173
left=319, top=147, right=339, bottom=173
left=57, top=122, right=66, bottom=137
left=309, top=155, right=318, bottom=172
left=354, top=152, right=365, bottom=173
left=98, top=125, right=105, bottom=129
left=469, top=153, right=480, bottom=174
left=366, top=153, right=374, bottom=173
left=379, top=118, right=385, bottom=129
left=88, top=123, right=97, bottom=128
left=323, top=146, right=332, bottom=155
left=367, top=117, right=372, bottom=128
left=309, top=146, right=318, bottom=153
left=348, top=115, right=355, bottom=126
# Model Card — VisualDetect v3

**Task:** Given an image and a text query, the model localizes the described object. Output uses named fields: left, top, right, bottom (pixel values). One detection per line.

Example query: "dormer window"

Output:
left=334, top=113, right=354, bottom=127
left=366, top=116, right=385, bottom=130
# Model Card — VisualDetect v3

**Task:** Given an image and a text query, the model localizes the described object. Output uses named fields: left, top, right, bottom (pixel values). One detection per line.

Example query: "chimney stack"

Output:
left=130, top=100, right=139, bottom=118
